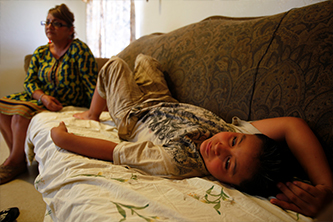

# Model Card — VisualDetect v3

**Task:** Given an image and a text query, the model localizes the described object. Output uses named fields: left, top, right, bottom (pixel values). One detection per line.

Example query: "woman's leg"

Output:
left=0, top=113, right=13, bottom=151
left=0, top=114, right=29, bottom=184
left=4, top=114, right=30, bottom=166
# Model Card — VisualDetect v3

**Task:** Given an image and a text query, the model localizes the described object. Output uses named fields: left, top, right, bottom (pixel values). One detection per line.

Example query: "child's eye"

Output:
left=225, top=157, right=231, bottom=170
left=232, top=137, right=237, bottom=146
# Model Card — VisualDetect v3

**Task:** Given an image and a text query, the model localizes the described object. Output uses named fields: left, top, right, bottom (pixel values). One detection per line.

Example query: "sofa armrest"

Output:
left=24, top=54, right=32, bottom=73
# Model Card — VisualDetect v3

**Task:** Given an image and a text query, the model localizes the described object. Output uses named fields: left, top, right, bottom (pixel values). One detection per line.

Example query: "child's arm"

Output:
left=50, top=121, right=117, bottom=161
left=252, top=117, right=333, bottom=217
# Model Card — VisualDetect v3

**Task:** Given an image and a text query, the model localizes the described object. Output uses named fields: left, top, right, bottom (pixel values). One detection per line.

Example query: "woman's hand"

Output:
left=41, top=95, right=63, bottom=111
left=270, top=181, right=333, bottom=217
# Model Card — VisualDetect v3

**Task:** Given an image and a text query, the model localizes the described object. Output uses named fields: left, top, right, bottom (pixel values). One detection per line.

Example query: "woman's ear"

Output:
left=69, top=26, right=74, bottom=38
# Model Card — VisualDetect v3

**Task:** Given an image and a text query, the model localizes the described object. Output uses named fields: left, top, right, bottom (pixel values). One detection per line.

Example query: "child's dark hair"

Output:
left=235, top=134, right=304, bottom=197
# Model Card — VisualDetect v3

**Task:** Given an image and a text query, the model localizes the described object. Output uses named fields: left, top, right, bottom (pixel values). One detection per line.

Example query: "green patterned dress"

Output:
left=0, top=39, right=98, bottom=119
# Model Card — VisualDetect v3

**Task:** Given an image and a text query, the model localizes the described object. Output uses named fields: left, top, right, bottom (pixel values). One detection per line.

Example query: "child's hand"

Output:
left=52, top=121, right=68, bottom=133
left=50, top=121, right=68, bottom=146
left=270, top=181, right=333, bottom=217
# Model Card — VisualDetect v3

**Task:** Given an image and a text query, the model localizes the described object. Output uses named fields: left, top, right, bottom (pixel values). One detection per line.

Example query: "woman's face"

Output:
left=45, top=13, right=73, bottom=42
left=200, top=132, right=263, bottom=186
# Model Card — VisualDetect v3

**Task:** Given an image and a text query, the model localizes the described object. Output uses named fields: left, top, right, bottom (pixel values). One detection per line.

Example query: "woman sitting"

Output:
left=0, top=4, right=98, bottom=184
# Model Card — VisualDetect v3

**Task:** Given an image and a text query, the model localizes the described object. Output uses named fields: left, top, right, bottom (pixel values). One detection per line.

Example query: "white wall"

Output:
left=0, top=0, right=86, bottom=98
left=135, top=0, right=326, bottom=38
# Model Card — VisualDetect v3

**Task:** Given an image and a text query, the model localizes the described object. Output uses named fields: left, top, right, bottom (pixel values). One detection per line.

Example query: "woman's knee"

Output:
left=0, top=113, right=12, bottom=127
left=11, top=114, right=30, bottom=128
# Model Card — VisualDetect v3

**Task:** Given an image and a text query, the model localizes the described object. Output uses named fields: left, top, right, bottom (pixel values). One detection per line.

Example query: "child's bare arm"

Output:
left=252, top=117, right=332, bottom=187
left=50, top=121, right=117, bottom=161
left=252, top=117, right=333, bottom=217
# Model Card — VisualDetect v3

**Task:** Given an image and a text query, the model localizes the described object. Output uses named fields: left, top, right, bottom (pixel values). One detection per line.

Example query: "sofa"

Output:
left=24, top=1, right=332, bottom=221
left=117, top=0, right=333, bottom=169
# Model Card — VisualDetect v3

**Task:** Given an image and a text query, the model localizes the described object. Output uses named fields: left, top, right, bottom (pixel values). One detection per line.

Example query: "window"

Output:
left=85, top=0, right=135, bottom=58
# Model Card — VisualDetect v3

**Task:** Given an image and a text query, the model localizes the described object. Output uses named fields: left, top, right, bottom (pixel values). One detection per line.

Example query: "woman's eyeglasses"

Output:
left=41, top=21, right=69, bottom=28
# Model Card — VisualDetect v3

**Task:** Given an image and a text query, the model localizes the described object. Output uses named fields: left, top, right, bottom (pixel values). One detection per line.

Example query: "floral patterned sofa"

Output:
left=117, top=1, right=333, bottom=169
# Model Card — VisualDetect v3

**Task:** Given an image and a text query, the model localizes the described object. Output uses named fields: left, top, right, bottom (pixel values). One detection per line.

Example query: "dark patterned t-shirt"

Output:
left=113, top=102, right=257, bottom=178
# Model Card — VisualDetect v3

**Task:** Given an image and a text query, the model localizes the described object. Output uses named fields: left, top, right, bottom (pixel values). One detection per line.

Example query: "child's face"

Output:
left=200, top=132, right=262, bottom=186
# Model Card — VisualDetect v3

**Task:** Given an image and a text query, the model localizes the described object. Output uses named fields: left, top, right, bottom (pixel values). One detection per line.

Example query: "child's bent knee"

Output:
left=99, top=57, right=131, bottom=80
left=106, top=57, right=128, bottom=70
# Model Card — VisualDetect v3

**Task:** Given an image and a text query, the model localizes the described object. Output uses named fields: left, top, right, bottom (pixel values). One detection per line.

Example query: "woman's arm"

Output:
left=50, top=121, right=117, bottom=161
left=25, top=47, right=63, bottom=111
left=252, top=117, right=333, bottom=217
left=24, top=50, right=42, bottom=96
left=32, top=90, right=63, bottom=111
left=76, top=41, right=99, bottom=104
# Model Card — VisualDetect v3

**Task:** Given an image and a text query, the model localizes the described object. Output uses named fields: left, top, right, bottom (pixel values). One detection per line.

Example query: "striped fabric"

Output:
left=0, top=97, right=45, bottom=119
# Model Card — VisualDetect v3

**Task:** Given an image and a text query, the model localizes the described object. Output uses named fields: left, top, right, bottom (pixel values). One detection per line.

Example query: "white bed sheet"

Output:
left=25, top=106, right=313, bottom=222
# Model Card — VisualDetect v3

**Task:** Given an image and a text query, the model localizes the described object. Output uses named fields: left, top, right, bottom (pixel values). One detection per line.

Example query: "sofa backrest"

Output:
left=118, top=1, right=333, bottom=165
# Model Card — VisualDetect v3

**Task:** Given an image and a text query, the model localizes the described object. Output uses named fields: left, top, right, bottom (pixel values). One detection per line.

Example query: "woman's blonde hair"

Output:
left=48, top=4, right=75, bottom=39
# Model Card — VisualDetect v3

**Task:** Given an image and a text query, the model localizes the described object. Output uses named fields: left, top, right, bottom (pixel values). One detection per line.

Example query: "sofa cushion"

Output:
left=118, top=15, right=284, bottom=121
left=251, top=1, right=333, bottom=164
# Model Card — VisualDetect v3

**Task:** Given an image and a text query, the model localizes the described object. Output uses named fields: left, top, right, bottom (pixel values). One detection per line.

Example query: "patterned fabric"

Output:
left=0, top=39, right=98, bottom=119
left=117, top=1, right=333, bottom=168
left=115, top=102, right=262, bottom=178
left=120, top=102, right=238, bottom=177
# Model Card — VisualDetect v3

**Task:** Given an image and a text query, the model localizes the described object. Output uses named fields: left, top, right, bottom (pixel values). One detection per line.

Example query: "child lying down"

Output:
left=51, top=54, right=333, bottom=218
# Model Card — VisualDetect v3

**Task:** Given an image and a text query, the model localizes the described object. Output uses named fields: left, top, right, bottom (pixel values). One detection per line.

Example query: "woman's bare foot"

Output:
left=73, top=110, right=99, bottom=121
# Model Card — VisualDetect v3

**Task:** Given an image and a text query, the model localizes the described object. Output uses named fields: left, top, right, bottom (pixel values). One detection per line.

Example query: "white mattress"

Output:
left=25, top=106, right=313, bottom=222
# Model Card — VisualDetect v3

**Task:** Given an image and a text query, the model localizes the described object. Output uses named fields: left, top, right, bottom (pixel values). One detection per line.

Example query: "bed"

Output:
left=26, top=106, right=313, bottom=222
left=24, top=1, right=332, bottom=221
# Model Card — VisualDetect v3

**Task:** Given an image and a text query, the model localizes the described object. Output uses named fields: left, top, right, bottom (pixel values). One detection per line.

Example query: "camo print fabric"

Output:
left=117, top=1, right=333, bottom=168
